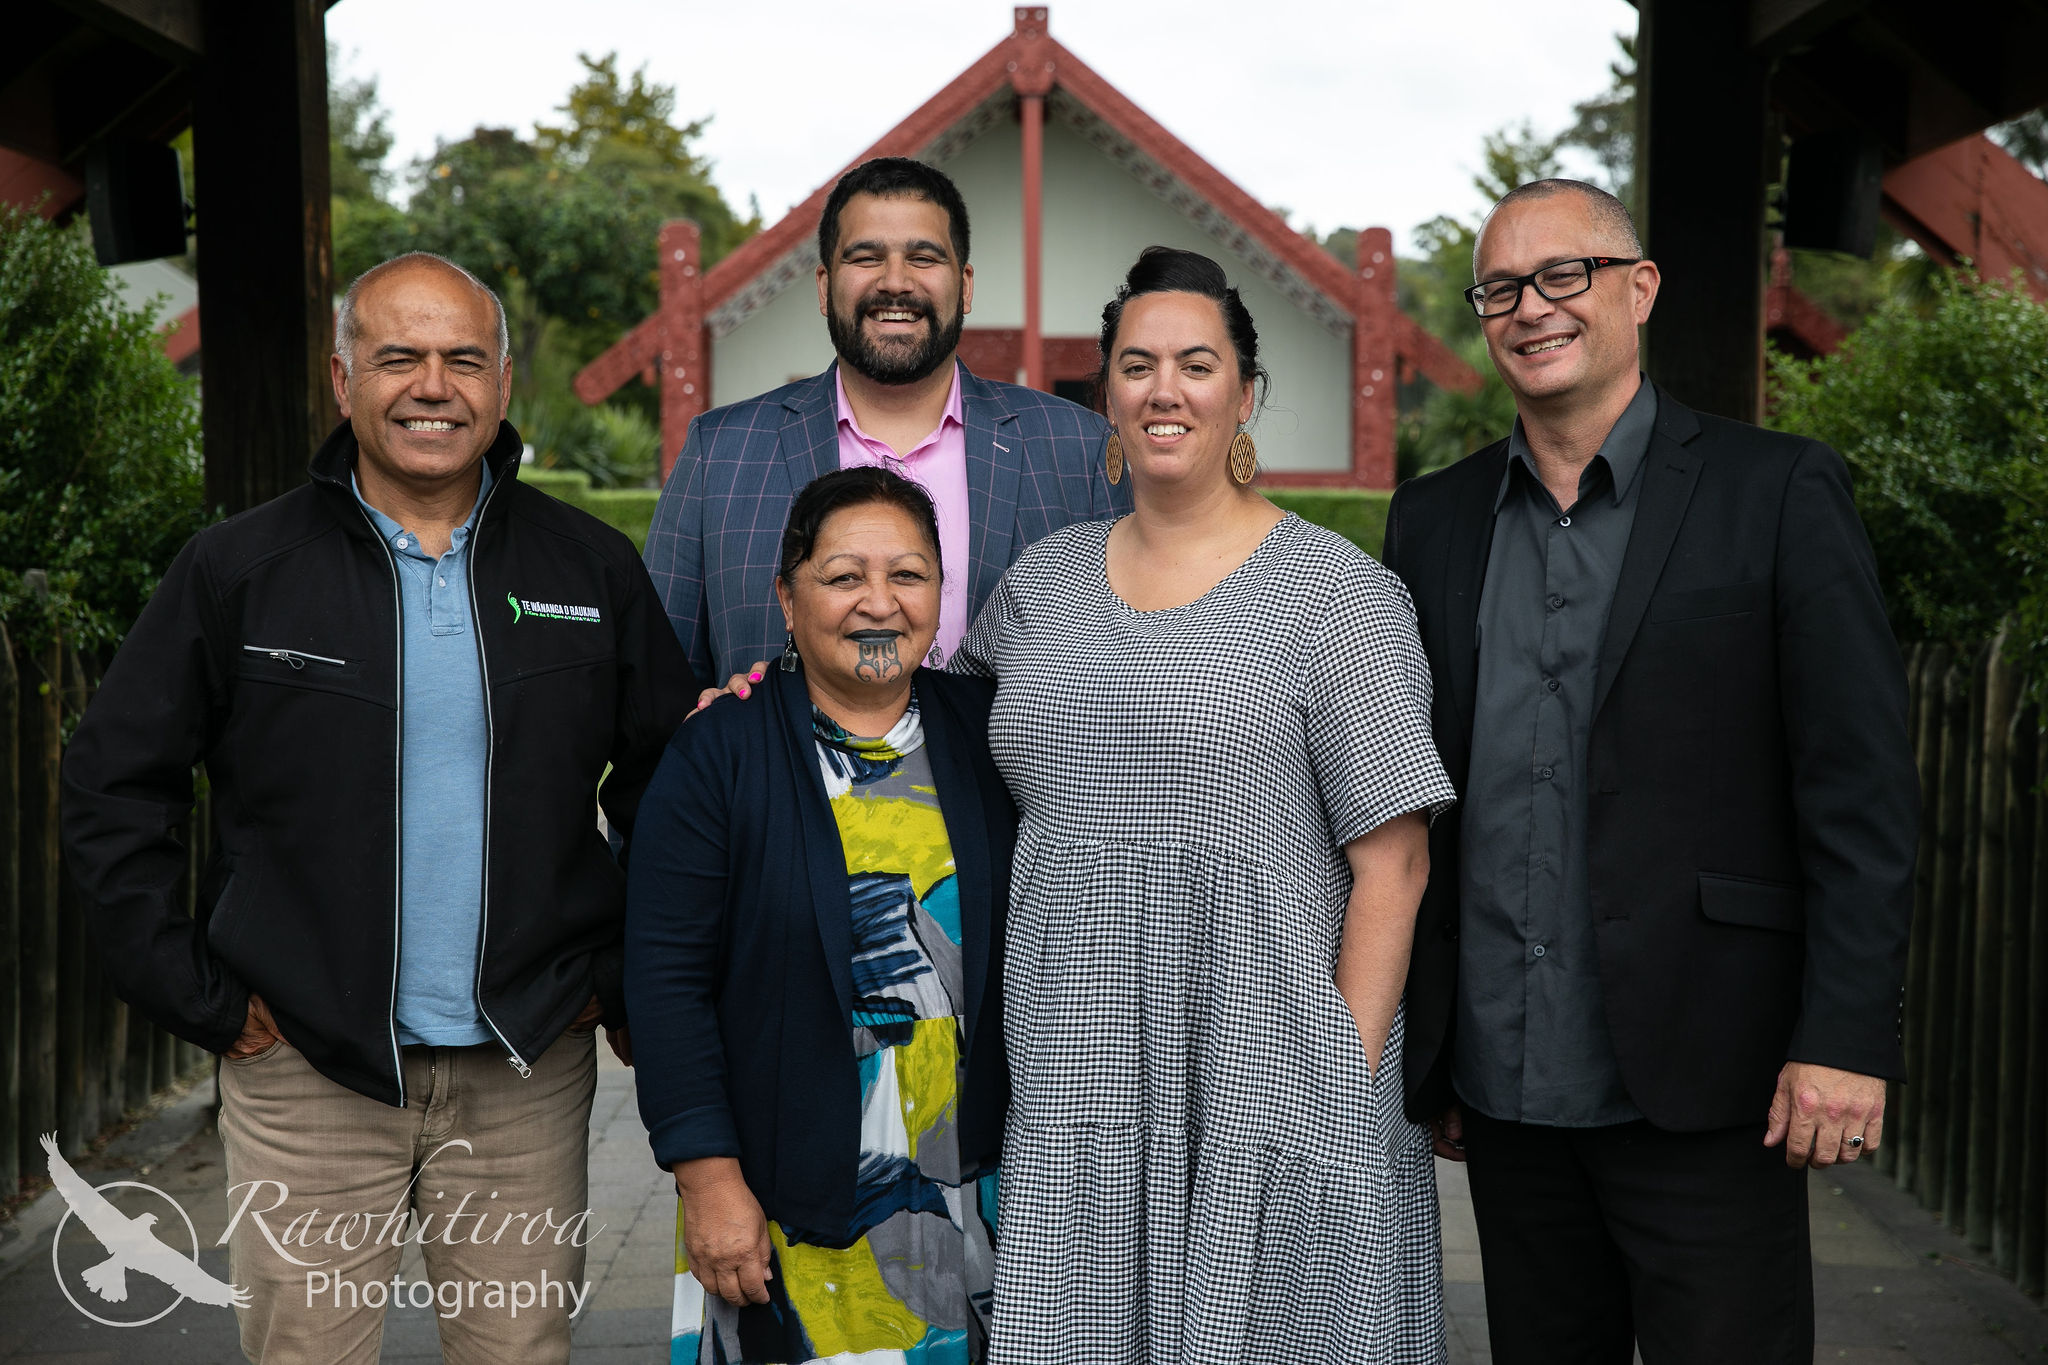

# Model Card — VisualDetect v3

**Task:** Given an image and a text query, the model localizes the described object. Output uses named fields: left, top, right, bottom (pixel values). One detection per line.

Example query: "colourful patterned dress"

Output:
left=671, top=697, right=1000, bottom=1364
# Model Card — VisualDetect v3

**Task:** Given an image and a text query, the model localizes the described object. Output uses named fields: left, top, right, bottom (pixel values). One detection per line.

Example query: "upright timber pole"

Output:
left=1637, top=0, right=1771, bottom=422
left=1011, top=7, right=1054, bottom=391
left=1352, top=228, right=1398, bottom=489
left=657, top=221, right=708, bottom=483
left=194, top=0, right=337, bottom=515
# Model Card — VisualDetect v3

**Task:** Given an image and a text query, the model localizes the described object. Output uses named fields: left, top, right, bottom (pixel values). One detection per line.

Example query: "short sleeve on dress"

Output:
left=1305, top=558, right=1457, bottom=846
left=949, top=568, right=1016, bottom=679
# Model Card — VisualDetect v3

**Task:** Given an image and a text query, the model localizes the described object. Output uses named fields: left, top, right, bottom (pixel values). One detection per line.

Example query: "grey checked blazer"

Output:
left=644, top=361, right=1127, bottom=686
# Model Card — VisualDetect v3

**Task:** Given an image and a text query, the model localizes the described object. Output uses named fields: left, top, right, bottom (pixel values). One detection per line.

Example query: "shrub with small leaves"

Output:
left=0, top=203, right=206, bottom=653
left=1767, top=270, right=2048, bottom=681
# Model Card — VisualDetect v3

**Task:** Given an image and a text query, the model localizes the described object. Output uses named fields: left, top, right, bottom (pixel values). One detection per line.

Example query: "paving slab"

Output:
left=5, top=1051, right=2042, bottom=1362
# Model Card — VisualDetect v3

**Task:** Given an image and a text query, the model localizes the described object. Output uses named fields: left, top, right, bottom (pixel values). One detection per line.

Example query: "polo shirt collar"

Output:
left=351, top=463, right=494, bottom=559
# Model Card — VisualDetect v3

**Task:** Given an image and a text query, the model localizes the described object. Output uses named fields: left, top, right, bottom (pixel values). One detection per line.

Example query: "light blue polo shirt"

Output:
left=353, top=468, right=496, bottom=1048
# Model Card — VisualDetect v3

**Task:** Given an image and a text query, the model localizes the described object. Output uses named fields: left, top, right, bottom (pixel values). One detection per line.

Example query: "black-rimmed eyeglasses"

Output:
left=1463, top=257, right=1641, bottom=318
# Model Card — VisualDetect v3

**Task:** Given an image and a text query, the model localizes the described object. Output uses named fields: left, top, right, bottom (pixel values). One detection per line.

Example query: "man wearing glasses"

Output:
left=1382, top=179, right=1916, bottom=1363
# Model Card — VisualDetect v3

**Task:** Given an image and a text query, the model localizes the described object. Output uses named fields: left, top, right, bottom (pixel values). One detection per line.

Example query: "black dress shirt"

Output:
left=1454, top=375, right=1657, bottom=1126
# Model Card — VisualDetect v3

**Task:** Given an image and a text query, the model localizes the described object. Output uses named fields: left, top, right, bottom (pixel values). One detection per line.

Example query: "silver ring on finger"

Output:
left=1847, top=1134, right=1865, bottom=1148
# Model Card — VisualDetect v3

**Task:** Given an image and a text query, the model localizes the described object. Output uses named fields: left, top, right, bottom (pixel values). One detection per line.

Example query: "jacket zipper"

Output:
left=242, top=645, right=346, bottom=670
left=351, top=505, right=410, bottom=1108
left=463, top=476, right=531, bottom=1079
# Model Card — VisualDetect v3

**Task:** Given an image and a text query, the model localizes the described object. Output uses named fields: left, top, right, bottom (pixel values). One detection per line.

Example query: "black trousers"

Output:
left=1461, top=1109, right=1813, bottom=1365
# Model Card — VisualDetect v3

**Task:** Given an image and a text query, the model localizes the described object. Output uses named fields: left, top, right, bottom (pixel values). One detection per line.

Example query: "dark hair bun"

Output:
left=1094, top=247, right=1267, bottom=409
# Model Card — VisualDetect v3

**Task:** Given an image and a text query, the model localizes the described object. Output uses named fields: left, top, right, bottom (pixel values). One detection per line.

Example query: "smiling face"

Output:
left=776, top=501, right=941, bottom=707
left=817, top=193, right=972, bottom=386
left=1472, top=192, right=1658, bottom=410
left=1104, top=291, right=1256, bottom=492
left=331, top=261, right=510, bottom=488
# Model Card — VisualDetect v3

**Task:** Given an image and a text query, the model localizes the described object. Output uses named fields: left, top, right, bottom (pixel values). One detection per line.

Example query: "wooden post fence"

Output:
left=0, top=619, right=18, bottom=1201
left=1894, top=625, right=2045, bottom=1298
left=2, top=579, right=213, bottom=1202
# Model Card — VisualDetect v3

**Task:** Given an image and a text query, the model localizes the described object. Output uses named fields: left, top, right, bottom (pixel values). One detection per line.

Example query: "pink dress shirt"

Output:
left=833, top=365, right=971, bottom=668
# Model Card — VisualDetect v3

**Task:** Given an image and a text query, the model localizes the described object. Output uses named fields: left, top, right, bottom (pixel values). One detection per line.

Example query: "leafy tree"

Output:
left=502, top=286, right=660, bottom=489
left=329, top=43, right=395, bottom=204
left=327, top=51, right=758, bottom=486
left=0, top=205, right=205, bottom=653
left=1780, top=223, right=1945, bottom=330
left=1991, top=109, right=2048, bottom=180
left=335, top=52, right=758, bottom=362
left=1767, top=270, right=2048, bottom=673
left=1309, top=88, right=1596, bottom=477
left=1391, top=215, right=1519, bottom=477
left=1555, top=35, right=1636, bottom=218
left=328, top=44, right=412, bottom=311
left=535, top=53, right=702, bottom=165
left=1474, top=122, right=1563, bottom=204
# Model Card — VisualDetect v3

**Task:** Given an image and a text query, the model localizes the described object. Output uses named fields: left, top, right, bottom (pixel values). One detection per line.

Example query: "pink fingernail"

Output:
left=748, top=671, right=763, bottom=682
left=696, top=698, right=709, bottom=709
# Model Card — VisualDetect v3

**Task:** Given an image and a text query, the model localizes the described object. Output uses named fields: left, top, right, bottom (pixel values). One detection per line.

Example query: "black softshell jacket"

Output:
left=61, top=420, right=693, bottom=1106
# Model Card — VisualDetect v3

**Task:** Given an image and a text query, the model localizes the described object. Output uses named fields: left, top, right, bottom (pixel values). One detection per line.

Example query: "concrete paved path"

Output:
left=1439, top=1148, right=2048, bottom=1364
left=3, top=1050, right=2043, bottom=1362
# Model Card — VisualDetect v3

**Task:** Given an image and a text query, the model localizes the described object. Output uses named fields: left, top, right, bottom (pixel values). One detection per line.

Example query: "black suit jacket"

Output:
left=1383, top=387, right=1918, bottom=1131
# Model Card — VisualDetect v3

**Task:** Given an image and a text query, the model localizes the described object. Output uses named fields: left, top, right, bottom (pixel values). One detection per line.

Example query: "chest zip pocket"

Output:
left=242, top=645, right=347, bottom=671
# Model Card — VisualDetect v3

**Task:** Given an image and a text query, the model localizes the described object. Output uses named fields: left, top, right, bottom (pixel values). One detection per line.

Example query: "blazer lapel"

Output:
left=1443, top=442, right=1507, bottom=756
left=960, top=365, right=1022, bottom=615
left=915, top=677, right=993, bottom=1058
left=778, top=668, right=855, bottom=1028
left=1593, top=393, right=1705, bottom=722
left=781, top=366, right=843, bottom=496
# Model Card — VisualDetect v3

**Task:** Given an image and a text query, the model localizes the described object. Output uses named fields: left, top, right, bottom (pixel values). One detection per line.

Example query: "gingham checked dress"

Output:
left=954, top=513, right=1457, bottom=1365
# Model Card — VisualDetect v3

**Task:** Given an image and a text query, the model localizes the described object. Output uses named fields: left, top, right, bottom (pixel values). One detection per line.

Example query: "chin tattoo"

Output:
left=854, top=638, right=903, bottom=683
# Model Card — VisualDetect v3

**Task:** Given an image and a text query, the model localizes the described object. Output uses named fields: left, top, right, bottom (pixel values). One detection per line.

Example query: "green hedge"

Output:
left=521, top=467, right=658, bottom=549
left=520, top=471, right=1394, bottom=562
left=1266, top=489, right=1392, bottom=559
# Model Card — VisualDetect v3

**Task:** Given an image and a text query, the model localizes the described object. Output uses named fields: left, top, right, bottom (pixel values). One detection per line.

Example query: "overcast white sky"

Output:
left=326, top=0, right=1637, bottom=249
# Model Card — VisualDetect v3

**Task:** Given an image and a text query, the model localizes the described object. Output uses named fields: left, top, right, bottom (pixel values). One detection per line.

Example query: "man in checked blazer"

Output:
left=1381, top=179, right=1918, bottom=1364
left=644, top=157, right=1126, bottom=692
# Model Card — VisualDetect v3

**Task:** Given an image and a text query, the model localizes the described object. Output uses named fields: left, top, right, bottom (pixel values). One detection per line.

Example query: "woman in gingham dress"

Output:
left=955, top=248, right=1457, bottom=1364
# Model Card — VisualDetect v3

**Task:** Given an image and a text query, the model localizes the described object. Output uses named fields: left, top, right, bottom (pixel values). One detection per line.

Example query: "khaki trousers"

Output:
left=217, top=1029, right=597, bottom=1365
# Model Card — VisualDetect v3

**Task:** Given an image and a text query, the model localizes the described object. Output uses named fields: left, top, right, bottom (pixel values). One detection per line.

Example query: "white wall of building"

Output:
left=710, top=118, right=1353, bottom=472
left=1037, top=122, right=1351, bottom=472
left=942, top=128, right=1024, bottom=330
left=709, top=273, right=838, bottom=408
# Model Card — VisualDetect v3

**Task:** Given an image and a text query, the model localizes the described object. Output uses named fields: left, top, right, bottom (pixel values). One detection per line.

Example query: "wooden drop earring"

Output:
left=1229, top=428, right=1258, bottom=485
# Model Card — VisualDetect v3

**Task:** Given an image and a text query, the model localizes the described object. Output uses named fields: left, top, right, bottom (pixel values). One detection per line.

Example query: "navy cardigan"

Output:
left=624, top=664, right=1014, bottom=1240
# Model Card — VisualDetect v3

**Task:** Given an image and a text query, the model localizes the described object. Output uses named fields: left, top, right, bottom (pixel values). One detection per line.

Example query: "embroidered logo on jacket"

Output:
left=507, top=594, right=601, bottom=625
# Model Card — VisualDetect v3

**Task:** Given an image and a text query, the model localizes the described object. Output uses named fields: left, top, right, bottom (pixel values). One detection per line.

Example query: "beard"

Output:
left=827, top=286, right=965, bottom=386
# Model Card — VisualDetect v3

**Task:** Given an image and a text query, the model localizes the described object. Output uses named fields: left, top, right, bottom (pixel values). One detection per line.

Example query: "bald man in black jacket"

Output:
left=1382, top=180, right=1917, bottom=1365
